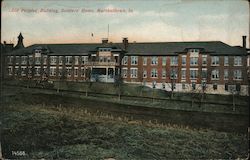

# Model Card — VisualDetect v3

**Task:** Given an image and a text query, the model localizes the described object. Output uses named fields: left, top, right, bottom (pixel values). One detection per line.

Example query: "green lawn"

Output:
left=1, top=102, right=248, bottom=159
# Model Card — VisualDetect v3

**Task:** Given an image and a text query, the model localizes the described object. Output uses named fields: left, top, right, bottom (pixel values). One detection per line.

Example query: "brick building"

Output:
left=3, top=33, right=249, bottom=95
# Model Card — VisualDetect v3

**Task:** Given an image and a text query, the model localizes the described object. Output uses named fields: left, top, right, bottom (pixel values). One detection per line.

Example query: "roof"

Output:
left=5, top=41, right=247, bottom=56
left=125, top=41, right=247, bottom=55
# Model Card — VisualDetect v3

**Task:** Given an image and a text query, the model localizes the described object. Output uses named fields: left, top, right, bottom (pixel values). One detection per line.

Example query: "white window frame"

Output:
left=21, top=56, right=27, bottom=65
left=162, top=69, right=166, bottom=79
left=211, top=56, right=219, bottom=66
left=122, top=56, right=128, bottom=65
left=151, top=56, right=158, bottom=65
left=74, top=67, right=78, bottom=77
left=81, top=67, right=85, bottom=77
left=224, top=56, right=229, bottom=66
left=182, top=56, right=186, bottom=66
left=81, top=56, right=88, bottom=65
left=8, top=66, right=13, bottom=75
left=143, top=69, right=147, bottom=78
left=211, top=69, right=219, bottom=80
left=202, top=55, right=207, bottom=66
left=190, top=68, right=198, bottom=79
left=50, top=67, right=56, bottom=76
left=130, top=68, right=138, bottom=78
left=131, top=56, right=138, bottom=65
left=21, top=66, right=26, bottom=76
left=50, top=56, right=57, bottom=65
left=66, top=56, right=72, bottom=65
left=66, top=67, right=72, bottom=77
left=143, top=57, right=147, bottom=66
left=122, top=68, right=128, bottom=78
left=181, top=68, right=186, bottom=79
left=162, top=57, right=167, bottom=66
left=190, top=57, right=198, bottom=66
left=151, top=68, right=158, bottom=78
left=233, top=70, right=242, bottom=80
left=170, top=56, right=178, bottom=66
left=234, top=56, right=242, bottom=66
left=224, top=69, right=228, bottom=80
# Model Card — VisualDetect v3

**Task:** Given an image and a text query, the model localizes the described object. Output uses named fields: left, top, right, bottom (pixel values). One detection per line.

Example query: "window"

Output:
left=224, top=56, right=229, bottom=66
left=151, top=68, right=158, bottom=78
left=21, top=56, right=27, bottom=65
left=74, top=56, right=79, bottom=65
left=170, top=56, right=178, bottom=66
left=35, top=57, right=41, bottom=64
left=66, top=56, right=72, bottom=64
left=224, top=69, right=228, bottom=80
left=202, top=55, right=207, bottom=65
left=58, top=67, right=62, bottom=76
left=66, top=67, right=72, bottom=77
left=7, top=67, right=13, bottom=75
left=122, top=56, right=128, bottom=65
left=190, top=57, right=198, bottom=66
left=130, top=68, right=138, bottom=78
left=162, top=57, right=166, bottom=66
left=74, top=67, right=78, bottom=77
left=233, top=70, right=242, bottom=80
left=35, top=67, right=40, bottom=76
left=143, top=69, right=147, bottom=78
left=50, top=56, right=57, bottom=65
left=14, top=66, right=19, bottom=75
left=151, top=56, right=158, bottom=65
left=50, top=67, right=56, bottom=76
left=143, top=57, right=147, bottom=65
left=59, top=56, right=63, bottom=65
left=131, top=56, right=138, bottom=65
left=181, top=69, right=186, bottom=79
left=29, top=56, right=33, bottom=65
left=43, top=56, right=47, bottom=65
left=189, top=49, right=199, bottom=53
left=162, top=69, right=166, bottom=79
left=211, top=69, right=219, bottom=80
left=170, top=68, right=177, bottom=79
left=81, top=56, right=88, bottom=65
left=201, top=69, right=207, bottom=79
left=234, top=56, right=242, bottom=66
left=21, top=67, right=26, bottom=76
left=81, top=67, right=85, bottom=77
left=211, top=56, right=219, bottom=66
left=182, top=56, right=186, bottom=65
left=190, top=69, right=198, bottom=79
left=122, top=68, right=128, bottom=78
left=15, top=56, right=20, bottom=65
left=7, top=56, right=13, bottom=64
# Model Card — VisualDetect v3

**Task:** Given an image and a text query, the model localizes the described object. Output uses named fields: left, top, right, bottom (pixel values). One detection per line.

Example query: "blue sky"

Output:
left=1, top=0, right=249, bottom=47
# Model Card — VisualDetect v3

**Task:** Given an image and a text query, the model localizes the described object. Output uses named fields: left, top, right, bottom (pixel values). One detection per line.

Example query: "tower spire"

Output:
left=14, top=32, right=24, bottom=49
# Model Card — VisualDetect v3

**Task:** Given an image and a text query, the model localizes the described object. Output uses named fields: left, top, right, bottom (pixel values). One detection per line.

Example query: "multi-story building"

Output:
left=3, top=33, right=249, bottom=95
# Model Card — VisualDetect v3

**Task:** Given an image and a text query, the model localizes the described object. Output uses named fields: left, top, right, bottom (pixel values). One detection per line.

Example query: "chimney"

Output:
left=242, top=36, right=246, bottom=48
left=102, top=38, right=108, bottom=44
left=122, top=37, right=128, bottom=50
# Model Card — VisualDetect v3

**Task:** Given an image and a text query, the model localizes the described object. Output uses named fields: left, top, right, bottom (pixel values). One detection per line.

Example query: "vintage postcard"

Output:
left=1, top=0, right=249, bottom=159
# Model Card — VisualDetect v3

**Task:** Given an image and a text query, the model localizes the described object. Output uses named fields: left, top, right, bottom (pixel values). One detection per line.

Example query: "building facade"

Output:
left=3, top=34, right=249, bottom=95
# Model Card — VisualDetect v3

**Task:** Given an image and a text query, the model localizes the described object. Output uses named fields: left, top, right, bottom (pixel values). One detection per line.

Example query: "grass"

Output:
left=1, top=101, right=248, bottom=159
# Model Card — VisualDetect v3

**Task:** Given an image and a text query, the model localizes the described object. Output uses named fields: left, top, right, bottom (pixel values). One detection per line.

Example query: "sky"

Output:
left=1, top=0, right=249, bottom=47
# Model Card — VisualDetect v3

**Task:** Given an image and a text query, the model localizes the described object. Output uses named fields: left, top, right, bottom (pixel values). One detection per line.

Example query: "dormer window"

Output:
left=189, top=49, right=200, bottom=53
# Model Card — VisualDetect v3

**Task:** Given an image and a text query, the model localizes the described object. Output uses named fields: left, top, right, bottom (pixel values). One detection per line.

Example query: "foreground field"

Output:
left=1, top=102, right=248, bottom=159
